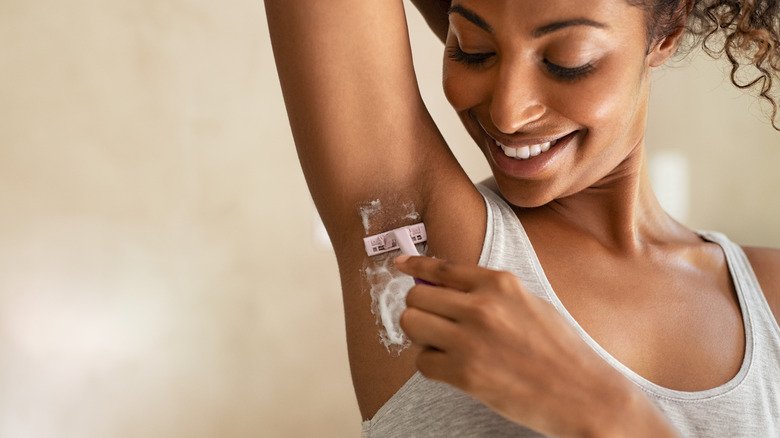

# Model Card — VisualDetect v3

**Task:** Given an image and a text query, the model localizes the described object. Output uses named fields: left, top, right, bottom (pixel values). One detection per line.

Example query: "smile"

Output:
left=495, top=138, right=562, bottom=160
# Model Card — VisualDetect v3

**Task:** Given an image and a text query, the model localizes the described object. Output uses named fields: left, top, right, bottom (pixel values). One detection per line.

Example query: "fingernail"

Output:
left=394, top=255, right=411, bottom=264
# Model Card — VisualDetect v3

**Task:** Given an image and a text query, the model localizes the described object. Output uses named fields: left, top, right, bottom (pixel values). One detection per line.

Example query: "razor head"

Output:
left=363, top=223, right=427, bottom=256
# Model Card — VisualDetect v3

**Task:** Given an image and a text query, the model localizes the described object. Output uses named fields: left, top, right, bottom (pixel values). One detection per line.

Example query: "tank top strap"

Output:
left=698, top=230, right=780, bottom=340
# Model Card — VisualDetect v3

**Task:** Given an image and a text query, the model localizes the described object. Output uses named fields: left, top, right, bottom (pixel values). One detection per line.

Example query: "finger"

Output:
left=415, top=347, right=456, bottom=385
left=400, top=307, right=458, bottom=351
left=395, top=255, right=494, bottom=292
left=406, top=283, right=472, bottom=321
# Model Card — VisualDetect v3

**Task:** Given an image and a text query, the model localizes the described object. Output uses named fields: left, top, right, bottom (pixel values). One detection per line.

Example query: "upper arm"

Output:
left=265, top=0, right=477, bottom=248
left=743, top=246, right=780, bottom=326
left=265, top=0, right=430, bottom=207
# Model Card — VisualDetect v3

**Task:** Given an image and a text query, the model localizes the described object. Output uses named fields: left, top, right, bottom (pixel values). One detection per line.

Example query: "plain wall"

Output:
left=0, top=1, right=778, bottom=437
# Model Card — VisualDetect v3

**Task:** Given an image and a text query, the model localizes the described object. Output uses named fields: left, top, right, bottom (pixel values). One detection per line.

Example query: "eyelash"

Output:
left=447, top=46, right=595, bottom=81
left=543, top=59, right=595, bottom=81
left=447, top=46, right=494, bottom=67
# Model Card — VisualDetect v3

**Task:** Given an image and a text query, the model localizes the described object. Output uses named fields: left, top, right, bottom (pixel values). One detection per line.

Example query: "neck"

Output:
left=535, top=147, right=690, bottom=254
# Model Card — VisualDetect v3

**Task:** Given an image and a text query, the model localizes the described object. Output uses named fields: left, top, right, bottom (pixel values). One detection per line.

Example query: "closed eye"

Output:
left=543, top=59, right=595, bottom=81
left=447, top=46, right=495, bottom=67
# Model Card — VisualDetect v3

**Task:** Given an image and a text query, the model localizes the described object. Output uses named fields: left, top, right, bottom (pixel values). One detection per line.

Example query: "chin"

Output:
left=490, top=174, right=562, bottom=209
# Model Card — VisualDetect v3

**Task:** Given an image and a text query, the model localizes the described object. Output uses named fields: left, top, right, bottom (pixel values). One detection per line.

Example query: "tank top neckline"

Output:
left=477, top=184, right=755, bottom=402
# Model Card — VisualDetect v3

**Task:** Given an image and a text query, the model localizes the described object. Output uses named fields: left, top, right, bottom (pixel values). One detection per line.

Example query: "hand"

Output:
left=395, top=255, right=679, bottom=438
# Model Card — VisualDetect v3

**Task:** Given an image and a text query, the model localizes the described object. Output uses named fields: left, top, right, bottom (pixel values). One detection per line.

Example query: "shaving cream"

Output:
left=358, top=199, right=423, bottom=354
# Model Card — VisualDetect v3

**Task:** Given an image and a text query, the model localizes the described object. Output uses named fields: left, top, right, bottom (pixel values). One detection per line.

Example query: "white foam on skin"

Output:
left=359, top=199, right=420, bottom=234
left=358, top=199, right=423, bottom=354
left=402, top=202, right=420, bottom=222
left=359, top=200, right=383, bottom=235
left=364, top=257, right=414, bottom=352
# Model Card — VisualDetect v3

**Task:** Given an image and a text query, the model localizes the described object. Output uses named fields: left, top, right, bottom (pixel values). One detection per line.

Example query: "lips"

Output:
left=469, top=111, right=578, bottom=177
left=479, top=128, right=578, bottom=179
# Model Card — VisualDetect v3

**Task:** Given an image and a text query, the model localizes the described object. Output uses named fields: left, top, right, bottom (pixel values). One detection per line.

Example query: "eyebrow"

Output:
left=448, top=5, right=608, bottom=38
left=448, top=5, right=493, bottom=33
left=532, top=19, right=608, bottom=38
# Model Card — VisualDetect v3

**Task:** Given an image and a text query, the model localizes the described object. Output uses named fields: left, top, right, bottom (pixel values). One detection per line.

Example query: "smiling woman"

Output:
left=265, top=0, right=780, bottom=437
left=442, top=2, right=656, bottom=208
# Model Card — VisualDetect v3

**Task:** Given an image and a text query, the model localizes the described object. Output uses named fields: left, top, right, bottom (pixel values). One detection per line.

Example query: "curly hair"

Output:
left=692, top=1, right=780, bottom=129
left=639, top=0, right=780, bottom=129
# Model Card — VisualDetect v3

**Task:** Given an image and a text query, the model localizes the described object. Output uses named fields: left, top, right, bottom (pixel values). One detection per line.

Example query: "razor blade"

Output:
left=363, top=223, right=427, bottom=256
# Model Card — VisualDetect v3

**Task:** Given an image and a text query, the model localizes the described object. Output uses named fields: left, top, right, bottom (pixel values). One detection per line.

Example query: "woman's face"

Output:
left=443, top=0, right=665, bottom=207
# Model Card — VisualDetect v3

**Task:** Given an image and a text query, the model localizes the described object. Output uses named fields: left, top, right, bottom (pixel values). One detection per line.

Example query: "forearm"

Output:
left=409, top=0, right=451, bottom=43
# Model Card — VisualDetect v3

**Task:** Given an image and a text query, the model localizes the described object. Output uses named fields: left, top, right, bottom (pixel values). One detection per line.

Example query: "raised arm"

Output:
left=266, top=1, right=429, bottom=226
left=265, top=0, right=478, bottom=250
left=265, top=0, right=484, bottom=419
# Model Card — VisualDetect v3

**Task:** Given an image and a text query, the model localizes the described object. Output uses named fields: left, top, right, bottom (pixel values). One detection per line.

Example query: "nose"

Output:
left=489, top=63, right=546, bottom=134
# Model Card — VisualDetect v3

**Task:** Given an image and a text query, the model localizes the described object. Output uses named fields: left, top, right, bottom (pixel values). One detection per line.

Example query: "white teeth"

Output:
left=497, top=138, right=559, bottom=160
left=516, top=146, right=530, bottom=159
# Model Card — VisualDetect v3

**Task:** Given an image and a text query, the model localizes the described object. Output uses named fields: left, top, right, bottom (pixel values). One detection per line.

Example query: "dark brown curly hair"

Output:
left=637, top=0, right=780, bottom=129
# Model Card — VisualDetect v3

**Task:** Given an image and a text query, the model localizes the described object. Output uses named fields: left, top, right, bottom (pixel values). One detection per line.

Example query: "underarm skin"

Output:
left=358, top=198, right=425, bottom=355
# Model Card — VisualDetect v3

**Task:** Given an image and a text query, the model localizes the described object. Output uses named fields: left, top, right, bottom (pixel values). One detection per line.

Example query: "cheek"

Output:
left=551, top=58, right=647, bottom=130
left=443, top=66, right=495, bottom=156
left=443, top=55, right=650, bottom=144
left=443, top=64, right=489, bottom=113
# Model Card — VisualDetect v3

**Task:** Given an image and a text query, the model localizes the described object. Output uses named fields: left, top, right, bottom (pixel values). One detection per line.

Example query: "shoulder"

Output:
left=742, top=246, right=780, bottom=324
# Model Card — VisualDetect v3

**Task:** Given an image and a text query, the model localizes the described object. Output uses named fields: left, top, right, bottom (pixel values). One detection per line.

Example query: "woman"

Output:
left=265, top=0, right=780, bottom=436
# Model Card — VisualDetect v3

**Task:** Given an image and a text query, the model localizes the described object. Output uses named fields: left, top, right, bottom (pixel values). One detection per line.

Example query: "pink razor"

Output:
left=363, top=223, right=427, bottom=256
left=363, top=223, right=434, bottom=285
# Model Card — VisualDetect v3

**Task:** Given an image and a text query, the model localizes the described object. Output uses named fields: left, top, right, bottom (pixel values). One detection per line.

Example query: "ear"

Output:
left=647, top=0, right=694, bottom=68
left=647, top=25, right=686, bottom=67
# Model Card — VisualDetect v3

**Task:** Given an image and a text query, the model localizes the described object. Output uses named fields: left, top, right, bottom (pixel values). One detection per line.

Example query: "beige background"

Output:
left=1, top=1, right=778, bottom=437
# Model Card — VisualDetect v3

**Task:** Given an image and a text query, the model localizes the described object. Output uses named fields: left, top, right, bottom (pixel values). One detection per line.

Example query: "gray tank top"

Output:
left=361, top=185, right=780, bottom=437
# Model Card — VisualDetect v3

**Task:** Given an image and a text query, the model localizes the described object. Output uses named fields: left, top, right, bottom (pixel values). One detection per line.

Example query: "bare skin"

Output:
left=265, top=0, right=780, bottom=436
